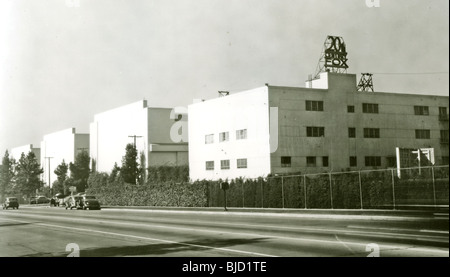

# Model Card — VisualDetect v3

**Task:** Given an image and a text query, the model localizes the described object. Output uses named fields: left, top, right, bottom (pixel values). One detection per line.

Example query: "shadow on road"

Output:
left=44, top=237, right=269, bottom=257
left=0, top=222, right=35, bottom=228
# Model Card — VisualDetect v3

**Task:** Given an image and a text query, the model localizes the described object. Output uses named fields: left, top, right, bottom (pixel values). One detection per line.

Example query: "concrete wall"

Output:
left=269, top=72, right=449, bottom=174
left=188, top=87, right=271, bottom=181
left=351, top=90, right=449, bottom=167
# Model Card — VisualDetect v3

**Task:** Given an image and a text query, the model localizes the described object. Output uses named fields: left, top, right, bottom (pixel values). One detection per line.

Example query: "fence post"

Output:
left=329, top=172, right=334, bottom=209
left=303, top=175, right=307, bottom=209
left=261, top=179, right=264, bottom=208
left=432, top=166, right=436, bottom=208
left=242, top=181, right=244, bottom=208
left=281, top=176, right=285, bottom=209
left=391, top=169, right=396, bottom=210
left=358, top=170, right=363, bottom=209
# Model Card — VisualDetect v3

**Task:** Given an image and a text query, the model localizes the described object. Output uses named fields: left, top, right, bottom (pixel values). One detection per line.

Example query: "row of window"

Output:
left=205, top=129, right=247, bottom=144
left=205, top=127, right=447, bottom=140
left=282, top=156, right=329, bottom=167
left=280, top=156, right=387, bottom=168
left=206, top=159, right=247, bottom=170
left=306, top=101, right=379, bottom=113
left=304, top=100, right=448, bottom=116
left=414, top=106, right=449, bottom=116
left=206, top=155, right=449, bottom=171
left=304, top=127, right=448, bottom=140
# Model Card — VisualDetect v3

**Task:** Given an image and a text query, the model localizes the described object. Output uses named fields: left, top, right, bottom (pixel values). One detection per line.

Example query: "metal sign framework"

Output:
left=357, top=73, right=374, bottom=92
left=218, top=91, right=229, bottom=97
left=314, top=36, right=349, bottom=79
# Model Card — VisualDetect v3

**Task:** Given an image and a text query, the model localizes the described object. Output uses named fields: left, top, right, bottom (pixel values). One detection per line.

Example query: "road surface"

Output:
left=0, top=205, right=448, bottom=257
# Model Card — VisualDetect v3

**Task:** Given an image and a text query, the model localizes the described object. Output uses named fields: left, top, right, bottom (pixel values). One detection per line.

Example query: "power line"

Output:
left=371, top=72, right=449, bottom=75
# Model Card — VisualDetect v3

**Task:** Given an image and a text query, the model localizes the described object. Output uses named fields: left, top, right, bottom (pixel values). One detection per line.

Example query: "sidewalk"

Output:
left=101, top=205, right=449, bottom=221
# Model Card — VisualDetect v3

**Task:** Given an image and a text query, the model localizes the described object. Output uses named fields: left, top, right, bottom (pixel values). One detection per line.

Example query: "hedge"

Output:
left=86, top=166, right=449, bottom=209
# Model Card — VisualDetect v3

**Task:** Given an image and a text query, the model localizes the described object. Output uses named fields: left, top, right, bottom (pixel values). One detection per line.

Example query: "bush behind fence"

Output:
left=87, top=165, right=449, bottom=209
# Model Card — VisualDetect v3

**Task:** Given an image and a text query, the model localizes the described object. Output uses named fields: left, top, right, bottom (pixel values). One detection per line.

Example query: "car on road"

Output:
left=81, top=195, right=101, bottom=210
left=29, top=196, right=37, bottom=204
left=3, top=197, right=19, bottom=209
left=36, top=196, right=50, bottom=204
left=65, top=195, right=101, bottom=210
left=65, top=196, right=83, bottom=210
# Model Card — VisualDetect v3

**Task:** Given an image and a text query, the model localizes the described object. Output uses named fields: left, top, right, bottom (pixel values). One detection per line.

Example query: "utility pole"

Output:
left=128, top=135, right=143, bottom=147
left=45, top=157, right=53, bottom=196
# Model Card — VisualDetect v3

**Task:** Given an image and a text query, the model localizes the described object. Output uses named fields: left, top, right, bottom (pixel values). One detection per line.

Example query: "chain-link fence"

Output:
left=206, top=165, right=449, bottom=209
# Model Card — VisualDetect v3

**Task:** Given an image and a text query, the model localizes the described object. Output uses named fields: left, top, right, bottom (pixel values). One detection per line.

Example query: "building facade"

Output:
left=40, top=128, right=89, bottom=187
left=10, top=144, right=41, bottom=163
left=89, top=100, right=188, bottom=174
left=188, top=72, right=449, bottom=181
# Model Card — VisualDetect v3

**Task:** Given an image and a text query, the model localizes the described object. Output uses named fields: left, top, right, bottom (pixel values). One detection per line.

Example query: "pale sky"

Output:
left=0, top=0, right=449, bottom=155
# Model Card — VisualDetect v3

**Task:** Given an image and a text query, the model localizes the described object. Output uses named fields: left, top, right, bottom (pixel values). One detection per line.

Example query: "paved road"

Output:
left=0, top=205, right=448, bottom=257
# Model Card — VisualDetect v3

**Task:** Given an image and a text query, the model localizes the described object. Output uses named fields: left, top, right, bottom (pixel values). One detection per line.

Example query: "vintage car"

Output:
left=3, top=197, right=19, bottom=209
left=36, top=196, right=50, bottom=204
left=65, top=195, right=83, bottom=210
left=65, top=195, right=101, bottom=210
left=29, top=196, right=37, bottom=204
left=81, top=195, right=101, bottom=210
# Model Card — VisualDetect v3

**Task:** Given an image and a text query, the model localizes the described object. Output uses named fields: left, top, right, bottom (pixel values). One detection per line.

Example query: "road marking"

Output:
left=348, top=225, right=449, bottom=235
left=3, top=213, right=448, bottom=256
left=3, top=217, right=277, bottom=257
left=420, top=230, right=449, bottom=234
left=334, top=235, right=356, bottom=255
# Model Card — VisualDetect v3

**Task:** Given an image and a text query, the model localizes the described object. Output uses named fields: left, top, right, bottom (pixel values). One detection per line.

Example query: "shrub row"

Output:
left=86, top=166, right=449, bottom=209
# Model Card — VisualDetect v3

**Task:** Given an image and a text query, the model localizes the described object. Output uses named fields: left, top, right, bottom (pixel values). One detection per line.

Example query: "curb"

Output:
left=101, top=206, right=449, bottom=221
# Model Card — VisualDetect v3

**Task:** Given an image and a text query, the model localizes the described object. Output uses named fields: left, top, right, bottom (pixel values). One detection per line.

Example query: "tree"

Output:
left=0, top=150, right=15, bottom=201
left=138, top=151, right=146, bottom=185
left=53, top=160, right=68, bottom=194
left=109, top=162, right=121, bottom=183
left=14, top=151, right=44, bottom=197
left=91, top=159, right=97, bottom=173
left=69, top=151, right=90, bottom=193
left=121, top=143, right=138, bottom=184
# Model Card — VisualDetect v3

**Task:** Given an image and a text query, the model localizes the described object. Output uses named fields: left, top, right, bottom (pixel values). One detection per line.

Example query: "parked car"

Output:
left=3, top=197, right=19, bottom=209
left=65, top=195, right=101, bottom=210
left=36, top=196, right=50, bottom=204
left=65, top=195, right=83, bottom=210
left=29, top=196, right=37, bottom=204
left=81, top=195, right=101, bottom=210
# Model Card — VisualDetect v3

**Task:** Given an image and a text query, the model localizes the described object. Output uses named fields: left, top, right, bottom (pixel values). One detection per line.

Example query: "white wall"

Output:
left=90, top=100, right=148, bottom=173
left=10, top=144, right=40, bottom=162
left=188, top=87, right=271, bottom=181
left=40, top=128, right=88, bottom=187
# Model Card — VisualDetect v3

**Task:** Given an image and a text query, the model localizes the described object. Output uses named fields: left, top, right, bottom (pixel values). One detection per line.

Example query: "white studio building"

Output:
left=10, top=144, right=41, bottom=162
left=89, top=100, right=188, bottom=174
left=188, top=72, right=449, bottom=181
left=40, top=128, right=90, bottom=187
left=188, top=87, right=272, bottom=181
